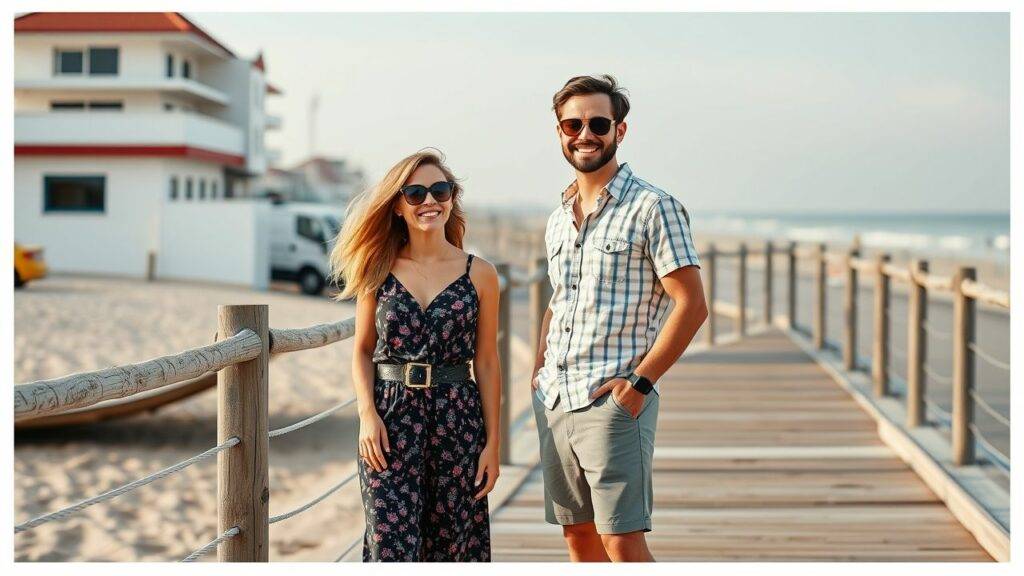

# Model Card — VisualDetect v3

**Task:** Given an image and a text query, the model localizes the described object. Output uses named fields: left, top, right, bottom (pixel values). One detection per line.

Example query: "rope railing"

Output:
left=967, top=342, right=1011, bottom=373
left=969, top=424, right=1011, bottom=475
left=923, top=365, right=953, bottom=386
left=925, top=399, right=953, bottom=426
left=922, top=320, right=952, bottom=341
left=269, top=398, right=357, bottom=439
left=335, top=534, right=362, bottom=562
left=269, top=471, right=359, bottom=525
left=970, top=390, right=1010, bottom=429
left=181, top=526, right=241, bottom=562
left=15, top=436, right=240, bottom=534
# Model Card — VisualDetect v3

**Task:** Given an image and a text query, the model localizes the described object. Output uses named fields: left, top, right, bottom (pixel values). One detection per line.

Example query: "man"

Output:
left=531, top=74, right=708, bottom=562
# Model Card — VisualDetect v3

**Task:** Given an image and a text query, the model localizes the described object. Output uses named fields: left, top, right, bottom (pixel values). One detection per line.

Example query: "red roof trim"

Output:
left=14, top=12, right=236, bottom=57
left=15, top=144, right=245, bottom=167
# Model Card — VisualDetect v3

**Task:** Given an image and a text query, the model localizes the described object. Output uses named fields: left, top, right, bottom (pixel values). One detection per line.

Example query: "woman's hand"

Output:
left=474, top=442, right=500, bottom=500
left=358, top=411, right=390, bottom=473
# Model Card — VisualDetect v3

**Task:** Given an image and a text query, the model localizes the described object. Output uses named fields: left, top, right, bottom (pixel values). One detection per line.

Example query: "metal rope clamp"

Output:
left=403, top=363, right=433, bottom=388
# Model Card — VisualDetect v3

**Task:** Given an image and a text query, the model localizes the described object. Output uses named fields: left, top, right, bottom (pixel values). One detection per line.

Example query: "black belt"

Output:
left=376, top=362, right=472, bottom=388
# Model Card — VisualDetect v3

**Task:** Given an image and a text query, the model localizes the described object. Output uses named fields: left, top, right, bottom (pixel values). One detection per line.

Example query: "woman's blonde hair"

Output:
left=329, top=149, right=466, bottom=301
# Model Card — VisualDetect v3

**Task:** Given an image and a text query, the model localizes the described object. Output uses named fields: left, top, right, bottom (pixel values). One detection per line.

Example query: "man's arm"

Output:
left=531, top=305, right=553, bottom=390
left=632, top=265, right=707, bottom=383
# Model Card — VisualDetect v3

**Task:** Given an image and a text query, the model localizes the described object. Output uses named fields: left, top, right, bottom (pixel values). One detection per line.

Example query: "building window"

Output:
left=199, top=179, right=207, bottom=200
left=166, top=54, right=175, bottom=78
left=297, top=215, right=326, bottom=243
left=88, top=101, right=123, bottom=111
left=163, top=103, right=175, bottom=112
left=211, top=180, right=218, bottom=199
left=88, top=47, right=119, bottom=75
left=169, top=176, right=179, bottom=201
left=185, top=177, right=194, bottom=200
left=182, top=59, right=192, bottom=79
left=53, top=49, right=84, bottom=75
left=50, top=101, right=86, bottom=111
left=43, top=175, right=105, bottom=213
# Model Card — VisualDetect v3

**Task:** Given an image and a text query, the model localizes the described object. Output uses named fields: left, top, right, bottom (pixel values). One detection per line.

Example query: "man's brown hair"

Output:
left=552, top=74, right=631, bottom=122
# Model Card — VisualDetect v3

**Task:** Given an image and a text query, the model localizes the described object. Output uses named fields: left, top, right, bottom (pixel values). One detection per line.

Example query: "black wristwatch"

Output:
left=627, top=372, right=655, bottom=395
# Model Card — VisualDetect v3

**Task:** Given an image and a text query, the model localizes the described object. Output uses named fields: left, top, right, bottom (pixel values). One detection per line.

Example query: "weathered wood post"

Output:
left=495, top=262, right=512, bottom=465
left=843, top=247, right=860, bottom=370
left=705, top=243, right=717, bottom=345
left=906, top=260, right=929, bottom=427
left=952, top=266, right=977, bottom=465
left=146, top=251, right=157, bottom=282
left=787, top=242, right=797, bottom=329
left=529, top=256, right=552, bottom=361
left=737, top=243, right=747, bottom=337
left=764, top=241, right=773, bottom=326
left=872, top=254, right=891, bottom=396
left=217, top=304, right=270, bottom=562
left=813, top=243, right=826, bottom=349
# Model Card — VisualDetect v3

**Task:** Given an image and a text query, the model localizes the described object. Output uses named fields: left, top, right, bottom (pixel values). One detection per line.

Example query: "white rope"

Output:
left=15, top=437, right=240, bottom=534
left=269, top=398, right=357, bottom=438
left=335, top=534, right=363, bottom=562
left=970, top=390, right=1011, bottom=429
left=181, top=526, right=240, bottom=562
left=922, top=321, right=952, bottom=341
left=969, top=424, right=1011, bottom=474
left=269, top=471, right=358, bottom=525
left=968, top=342, right=1011, bottom=372
left=923, top=365, right=953, bottom=386
left=925, top=399, right=953, bottom=426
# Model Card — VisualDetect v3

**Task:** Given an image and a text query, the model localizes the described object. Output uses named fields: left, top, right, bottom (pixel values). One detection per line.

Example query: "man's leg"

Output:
left=562, top=521, right=611, bottom=562
left=601, top=531, right=654, bottom=562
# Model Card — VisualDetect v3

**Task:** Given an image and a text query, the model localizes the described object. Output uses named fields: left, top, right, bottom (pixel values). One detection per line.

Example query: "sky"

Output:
left=190, top=12, right=1009, bottom=213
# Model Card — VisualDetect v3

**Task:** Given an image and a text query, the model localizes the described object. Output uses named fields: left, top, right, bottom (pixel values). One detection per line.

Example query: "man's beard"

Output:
left=562, top=138, right=617, bottom=173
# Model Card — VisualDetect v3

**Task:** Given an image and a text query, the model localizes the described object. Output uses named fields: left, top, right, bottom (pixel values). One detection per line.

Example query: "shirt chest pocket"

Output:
left=546, top=240, right=564, bottom=287
left=590, top=237, right=632, bottom=285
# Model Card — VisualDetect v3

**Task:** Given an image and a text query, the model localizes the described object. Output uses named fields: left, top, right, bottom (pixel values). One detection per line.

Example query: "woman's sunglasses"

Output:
left=400, top=180, right=455, bottom=205
left=559, top=117, right=615, bottom=138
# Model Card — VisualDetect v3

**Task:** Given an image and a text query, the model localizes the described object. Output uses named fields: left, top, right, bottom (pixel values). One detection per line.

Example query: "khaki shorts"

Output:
left=531, top=389, right=659, bottom=534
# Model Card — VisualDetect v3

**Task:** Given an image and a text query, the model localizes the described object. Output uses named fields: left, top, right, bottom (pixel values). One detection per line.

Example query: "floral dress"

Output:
left=358, top=253, right=491, bottom=562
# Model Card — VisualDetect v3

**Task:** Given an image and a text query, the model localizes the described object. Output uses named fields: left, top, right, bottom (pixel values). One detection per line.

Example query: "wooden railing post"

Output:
left=906, top=260, right=928, bottom=427
left=217, top=304, right=270, bottom=562
left=495, top=263, right=512, bottom=465
left=146, top=250, right=157, bottom=282
left=843, top=247, right=860, bottom=370
left=529, top=256, right=552, bottom=361
left=787, top=242, right=797, bottom=329
left=872, top=254, right=891, bottom=396
left=737, top=243, right=747, bottom=337
left=952, top=266, right=977, bottom=466
left=764, top=241, right=773, bottom=326
left=813, top=243, right=826, bottom=349
left=705, top=243, right=716, bottom=345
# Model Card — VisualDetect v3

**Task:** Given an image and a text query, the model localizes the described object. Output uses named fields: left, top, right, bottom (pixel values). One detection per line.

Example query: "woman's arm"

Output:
left=353, top=290, right=390, bottom=472
left=470, top=258, right=502, bottom=499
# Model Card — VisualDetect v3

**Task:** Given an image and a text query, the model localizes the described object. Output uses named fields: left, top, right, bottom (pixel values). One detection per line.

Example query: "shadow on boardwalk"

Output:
left=490, top=329, right=993, bottom=561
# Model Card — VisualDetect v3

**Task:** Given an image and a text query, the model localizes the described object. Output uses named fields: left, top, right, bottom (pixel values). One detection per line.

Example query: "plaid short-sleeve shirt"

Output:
left=536, top=163, right=701, bottom=412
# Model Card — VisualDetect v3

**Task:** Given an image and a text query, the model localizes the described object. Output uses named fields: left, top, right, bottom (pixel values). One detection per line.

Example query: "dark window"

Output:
left=44, top=176, right=105, bottom=213
left=54, top=49, right=84, bottom=75
left=166, top=54, right=175, bottom=78
left=199, top=179, right=206, bottom=200
left=88, top=101, right=123, bottom=111
left=163, top=103, right=175, bottom=112
left=169, top=176, right=179, bottom=201
left=185, top=177, right=194, bottom=200
left=50, top=101, right=86, bottom=111
left=211, top=181, right=218, bottom=199
left=88, top=47, right=119, bottom=75
left=296, top=215, right=325, bottom=243
left=182, top=60, right=192, bottom=79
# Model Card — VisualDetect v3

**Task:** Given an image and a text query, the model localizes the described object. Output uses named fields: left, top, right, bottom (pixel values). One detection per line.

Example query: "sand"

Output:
left=14, top=273, right=536, bottom=562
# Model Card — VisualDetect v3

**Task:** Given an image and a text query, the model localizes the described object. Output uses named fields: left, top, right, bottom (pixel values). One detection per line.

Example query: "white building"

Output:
left=291, top=157, right=366, bottom=206
left=13, top=12, right=281, bottom=287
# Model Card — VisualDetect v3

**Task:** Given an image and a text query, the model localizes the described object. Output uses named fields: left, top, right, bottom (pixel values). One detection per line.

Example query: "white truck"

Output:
left=268, top=202, right=344, bottom=295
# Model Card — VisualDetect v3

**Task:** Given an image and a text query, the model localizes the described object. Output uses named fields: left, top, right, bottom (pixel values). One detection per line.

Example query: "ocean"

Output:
left=698, top=211, right=1010, bottom=265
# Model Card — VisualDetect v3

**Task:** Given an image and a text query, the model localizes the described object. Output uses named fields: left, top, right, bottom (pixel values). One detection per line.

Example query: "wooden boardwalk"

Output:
left=491, top=329, right=994, bottom=561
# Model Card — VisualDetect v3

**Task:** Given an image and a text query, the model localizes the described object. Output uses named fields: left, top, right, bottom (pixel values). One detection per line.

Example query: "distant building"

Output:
left=291, top=157, right=365, bottom=206
left=13, top=12, right=281, bottom=286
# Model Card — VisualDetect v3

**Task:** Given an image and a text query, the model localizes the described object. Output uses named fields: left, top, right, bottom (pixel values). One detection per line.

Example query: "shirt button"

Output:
left=571, top=284, right=577, bottom=290
left=575, top=243, right=581, bottom=248
left=564, top=326, right=570, bottom=333
left=558, top=363, right=566, bottom=371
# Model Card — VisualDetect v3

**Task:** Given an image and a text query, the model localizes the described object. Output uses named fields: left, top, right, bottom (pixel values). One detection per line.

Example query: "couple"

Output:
left=329, top=75, right=708, bottom=562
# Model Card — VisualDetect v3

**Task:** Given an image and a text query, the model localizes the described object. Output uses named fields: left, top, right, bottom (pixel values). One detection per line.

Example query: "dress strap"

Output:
left=466, top=254, right=474, bottom=274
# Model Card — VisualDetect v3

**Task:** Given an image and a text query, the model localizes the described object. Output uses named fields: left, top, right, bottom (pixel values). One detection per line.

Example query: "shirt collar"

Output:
left=560, top=162, right=633, bottom=210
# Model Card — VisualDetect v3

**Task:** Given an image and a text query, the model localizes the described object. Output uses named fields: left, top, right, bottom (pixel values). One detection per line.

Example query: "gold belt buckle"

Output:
left=404, top=362, right=433, bottom=388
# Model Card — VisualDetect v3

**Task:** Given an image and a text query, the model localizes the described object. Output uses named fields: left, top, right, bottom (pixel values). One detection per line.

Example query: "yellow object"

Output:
left=14, top=242, right=47, bottom=287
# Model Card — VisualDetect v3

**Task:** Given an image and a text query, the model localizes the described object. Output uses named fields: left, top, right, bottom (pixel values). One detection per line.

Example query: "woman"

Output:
left=329, top=150, right=501, bottom=562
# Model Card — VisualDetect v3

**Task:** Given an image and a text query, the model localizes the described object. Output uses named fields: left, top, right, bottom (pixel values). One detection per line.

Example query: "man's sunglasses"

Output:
left=559, top=117, right=615, bottom=137
left=399, top=181, right=455, bottom=205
